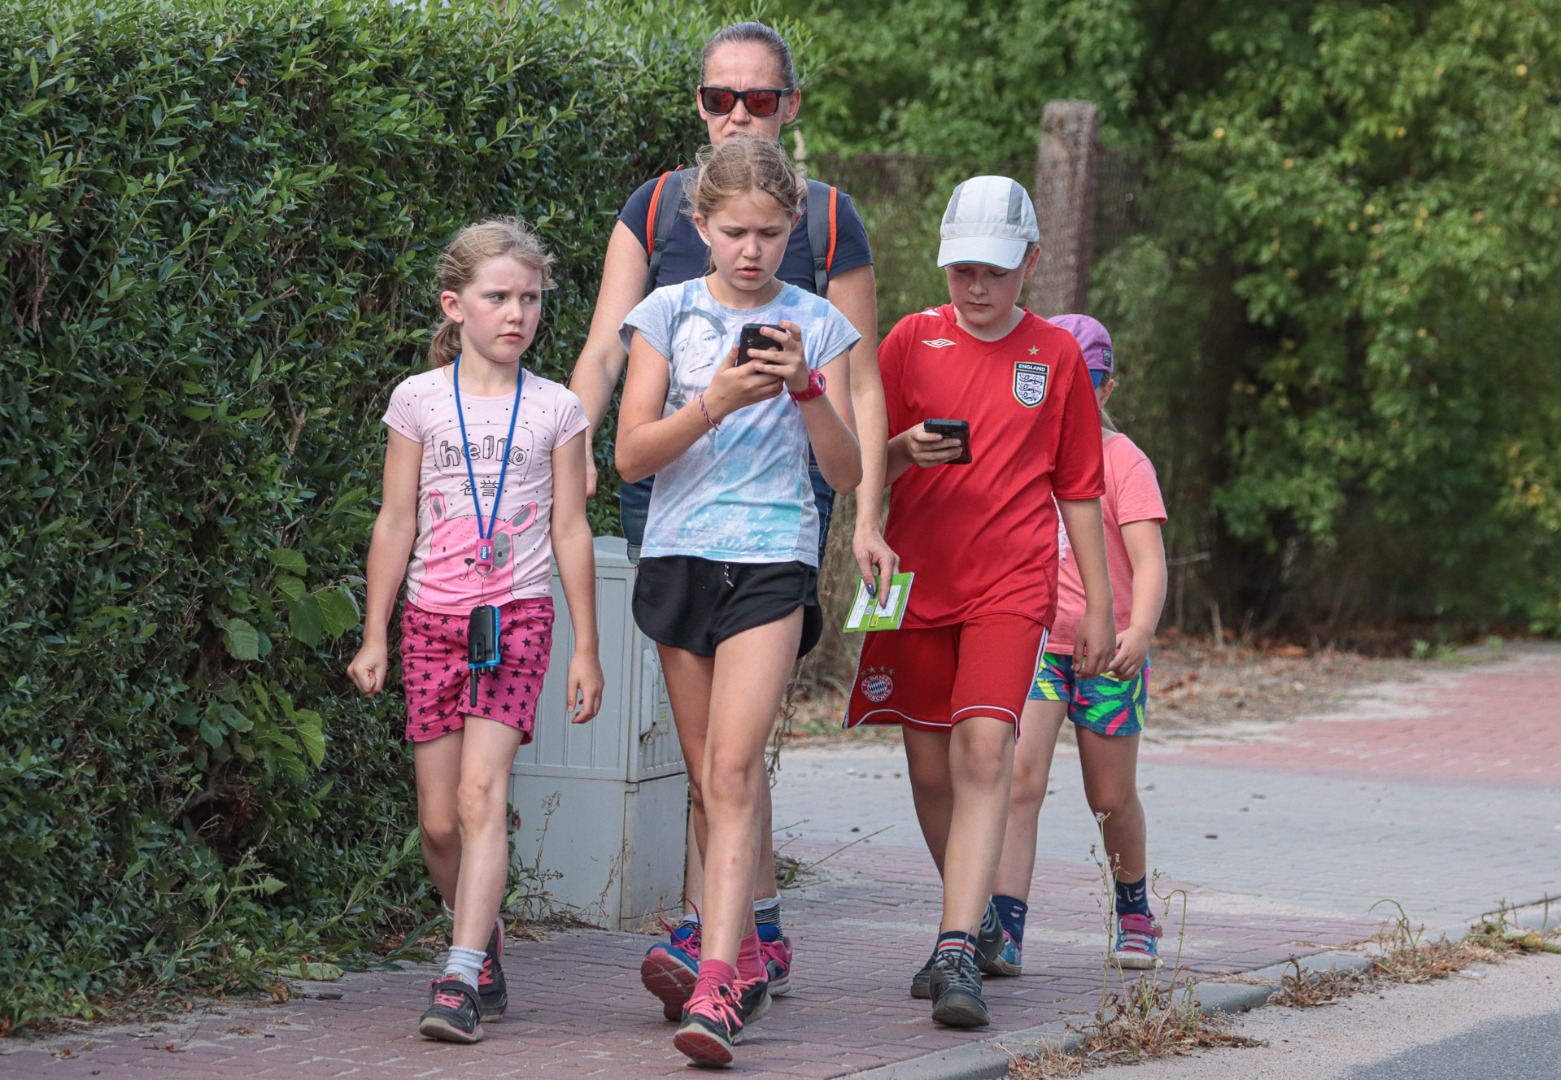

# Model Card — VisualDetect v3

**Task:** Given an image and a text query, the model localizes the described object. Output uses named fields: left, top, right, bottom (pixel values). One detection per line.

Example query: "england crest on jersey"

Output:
left=1013, top=361, right=1050, bottom=407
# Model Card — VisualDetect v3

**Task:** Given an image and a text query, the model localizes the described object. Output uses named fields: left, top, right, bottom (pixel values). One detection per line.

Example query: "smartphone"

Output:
left=737, top=323, right=784, bottom=364
left=923, top=418, right=972, bottom=464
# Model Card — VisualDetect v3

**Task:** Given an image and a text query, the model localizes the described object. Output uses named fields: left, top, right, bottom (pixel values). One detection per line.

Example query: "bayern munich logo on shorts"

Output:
left=859, top=666, right=895, bottom=703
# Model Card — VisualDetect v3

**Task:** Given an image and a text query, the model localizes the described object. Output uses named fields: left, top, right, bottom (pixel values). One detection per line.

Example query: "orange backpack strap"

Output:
left=805, top=179, right=839, bottom=297
left=643, top=168, right=687, bottom=297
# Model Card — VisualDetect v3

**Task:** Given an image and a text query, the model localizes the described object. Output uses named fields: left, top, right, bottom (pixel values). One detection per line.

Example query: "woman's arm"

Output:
left=567, top=221, right=651, bottom=496
left=1056, top=497, right=1115, bottom=679
left=549, top=432, right=603, bottom=724
left=828, top=264, right=898, bottom=594
left=347, top=430, right=421, bottom=695
left=1108, top=519, right=1167, bottom=679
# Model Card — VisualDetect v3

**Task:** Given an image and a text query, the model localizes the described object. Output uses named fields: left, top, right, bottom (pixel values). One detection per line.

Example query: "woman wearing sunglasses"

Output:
left=567, top=19, right=895, bottom=1023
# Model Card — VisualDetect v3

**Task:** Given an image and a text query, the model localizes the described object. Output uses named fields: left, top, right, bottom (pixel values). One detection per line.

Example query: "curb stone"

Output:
left=842, top=950, right=1377, bottom=1080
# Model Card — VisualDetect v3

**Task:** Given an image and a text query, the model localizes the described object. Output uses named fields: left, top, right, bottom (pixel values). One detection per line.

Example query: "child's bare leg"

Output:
left=902, top=727, right=954, bottom=875
left=699, top=613, right=801, bottom=966
left=939, top=715, right=1015, bottom=934
left=1077, top=729, right=1146, bottom=883
left=991, top=699, right=1068, bottom=899
left=682, top=816, right=704, bottom=914
left=658, top=646, right=714, bottom=865
left=681, top=730, right=780, bottom=911
left=450, top=716, right=526, bottom=951
left=413, top=732, right=466, bottom=903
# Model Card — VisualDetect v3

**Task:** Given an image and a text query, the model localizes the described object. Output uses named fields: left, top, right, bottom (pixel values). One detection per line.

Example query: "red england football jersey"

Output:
left=879, top=305, right=1105, bottom=629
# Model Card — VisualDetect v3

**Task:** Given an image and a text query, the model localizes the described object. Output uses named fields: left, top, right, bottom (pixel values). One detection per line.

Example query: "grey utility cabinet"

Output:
left=508, top=536, right=687, bottom=931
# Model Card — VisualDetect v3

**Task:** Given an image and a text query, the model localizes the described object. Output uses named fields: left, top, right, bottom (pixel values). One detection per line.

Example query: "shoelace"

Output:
left=687, top=982, right=744, bottom=1032
left=432, top=984, right=470, bottom=1010
left=934, top=951, right=983, bottom=994
left=656, top=913, right=702, bottom=950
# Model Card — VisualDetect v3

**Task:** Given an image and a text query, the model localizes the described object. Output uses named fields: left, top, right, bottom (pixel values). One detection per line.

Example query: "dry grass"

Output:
left=1267, top=958, right=1368, bottom=1007
left=1268, top=903, right=1561, bottom=1011
left=1008, top=976, right=1260, bottom=1079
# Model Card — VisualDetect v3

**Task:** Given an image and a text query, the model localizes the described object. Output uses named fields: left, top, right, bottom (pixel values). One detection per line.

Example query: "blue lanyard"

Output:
left=452, top=353, right=524, bottom=542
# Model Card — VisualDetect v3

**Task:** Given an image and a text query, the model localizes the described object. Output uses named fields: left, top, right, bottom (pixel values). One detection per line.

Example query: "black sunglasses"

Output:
left=698, top=85, right=794, bottom=118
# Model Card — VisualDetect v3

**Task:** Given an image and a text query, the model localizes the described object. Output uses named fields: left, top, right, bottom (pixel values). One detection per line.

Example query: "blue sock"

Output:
left=1114, top=875, right=1150, bottom=917
left=935, top=930, right=976, bottom=964
left=992, top=894, right=1029, bottom=943
left=753, top=895, right=781, bottom=927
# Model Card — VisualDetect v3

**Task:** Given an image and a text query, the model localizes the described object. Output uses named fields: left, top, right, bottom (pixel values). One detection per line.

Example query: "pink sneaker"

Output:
left=757, top=924, right=792, bottom=996
left=673, top=980, right=746, bottom=1066
left=1112, top=913, right=1163, bottom=969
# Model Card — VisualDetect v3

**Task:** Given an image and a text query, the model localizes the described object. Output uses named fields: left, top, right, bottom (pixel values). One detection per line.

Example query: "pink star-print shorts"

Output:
left=399, top=597, right=553, bottom=743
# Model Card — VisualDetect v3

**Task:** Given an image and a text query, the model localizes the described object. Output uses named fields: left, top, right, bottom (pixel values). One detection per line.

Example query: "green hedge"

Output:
left=0, top=0, right=712, bottom=1029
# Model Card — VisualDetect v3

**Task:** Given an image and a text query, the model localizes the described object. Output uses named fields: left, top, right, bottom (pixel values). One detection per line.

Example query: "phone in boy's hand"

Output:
left=738, top=323, right=785, bottom=364
left=923, top=418, right=972, bottom=464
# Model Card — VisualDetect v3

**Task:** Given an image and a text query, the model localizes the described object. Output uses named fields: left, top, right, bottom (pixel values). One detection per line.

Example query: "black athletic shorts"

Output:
left=633, top=556, right=821, bottom=659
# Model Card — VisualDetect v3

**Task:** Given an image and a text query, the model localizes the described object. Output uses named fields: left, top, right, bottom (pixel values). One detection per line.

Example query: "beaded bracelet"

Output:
left=697, top=391, right=721, bottom=432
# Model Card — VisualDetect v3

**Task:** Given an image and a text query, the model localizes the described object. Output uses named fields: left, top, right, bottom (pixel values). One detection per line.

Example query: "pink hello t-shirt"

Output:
left=383, top=366, right=587, bottom=615
left=1049, top=433, right=1167, bottom=654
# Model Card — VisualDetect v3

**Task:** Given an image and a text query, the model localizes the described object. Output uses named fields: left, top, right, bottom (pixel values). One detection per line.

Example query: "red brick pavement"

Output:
left=4, top=837, right=1377, bottom=1079
left=1145, top=649, right=1561, bottom=789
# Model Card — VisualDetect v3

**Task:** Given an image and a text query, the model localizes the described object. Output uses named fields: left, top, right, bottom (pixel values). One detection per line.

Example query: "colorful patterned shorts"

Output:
left=399, top=597, right=553, bottom=744
left=1027, top=650, right=1148, bottom=737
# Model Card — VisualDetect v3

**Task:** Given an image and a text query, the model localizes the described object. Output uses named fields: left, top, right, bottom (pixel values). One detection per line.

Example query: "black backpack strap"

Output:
left=805, top=179, right=839, bottom=298
left=643, top=168, right=687, bottom=297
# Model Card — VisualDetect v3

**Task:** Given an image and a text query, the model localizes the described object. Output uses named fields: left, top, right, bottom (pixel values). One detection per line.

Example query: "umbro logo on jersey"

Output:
left=922, top=338, right=957, bottom=349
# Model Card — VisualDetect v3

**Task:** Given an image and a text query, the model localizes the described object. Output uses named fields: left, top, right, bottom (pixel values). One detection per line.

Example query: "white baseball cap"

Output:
left=937, top=175, right=1040, bottom=270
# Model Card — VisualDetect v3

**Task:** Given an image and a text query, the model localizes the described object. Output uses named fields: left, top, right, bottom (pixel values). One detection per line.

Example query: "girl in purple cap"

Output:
left=986, top=313, right=1170, bottom=974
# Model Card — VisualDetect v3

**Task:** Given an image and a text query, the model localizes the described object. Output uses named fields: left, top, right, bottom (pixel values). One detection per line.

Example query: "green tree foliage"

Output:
left=778, top=0, right=1561, bottom=633
left=0, top=0, right=710, bottom=1029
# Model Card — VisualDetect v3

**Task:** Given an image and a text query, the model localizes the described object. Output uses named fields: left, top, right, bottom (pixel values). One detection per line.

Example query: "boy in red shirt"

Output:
left=847, top=176, right=1115, bottom=1027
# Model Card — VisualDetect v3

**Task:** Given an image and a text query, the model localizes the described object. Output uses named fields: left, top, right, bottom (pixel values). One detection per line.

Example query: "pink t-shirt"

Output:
left=1049, top=432, right=1167, bottom=653
left=383, top=366, right=587, bottom=615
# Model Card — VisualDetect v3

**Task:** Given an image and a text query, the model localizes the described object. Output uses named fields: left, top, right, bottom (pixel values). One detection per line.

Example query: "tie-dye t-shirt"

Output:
left=620, top=278, right=859, bottom=566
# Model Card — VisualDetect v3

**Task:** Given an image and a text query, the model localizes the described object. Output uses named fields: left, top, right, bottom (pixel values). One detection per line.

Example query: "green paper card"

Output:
left=842, top=572, right=915, bottom=632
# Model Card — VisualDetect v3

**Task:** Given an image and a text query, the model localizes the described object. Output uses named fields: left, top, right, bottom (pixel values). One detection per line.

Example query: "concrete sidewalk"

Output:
left=6, top=645, right=1558, bottom=1079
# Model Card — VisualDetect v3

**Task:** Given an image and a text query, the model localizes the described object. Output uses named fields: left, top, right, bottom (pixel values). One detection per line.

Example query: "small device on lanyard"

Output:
left=467, top=604, right=502, bottom=707
left=453, top=353, right=524, bottom=709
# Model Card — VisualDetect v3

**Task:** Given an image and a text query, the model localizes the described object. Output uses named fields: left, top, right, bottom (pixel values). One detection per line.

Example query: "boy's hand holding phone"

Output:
left=901, top=419, right=971, bottom=468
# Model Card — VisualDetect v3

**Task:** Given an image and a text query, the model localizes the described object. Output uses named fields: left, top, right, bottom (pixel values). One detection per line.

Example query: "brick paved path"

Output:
left=5, top=646, right=1556, bottom=1078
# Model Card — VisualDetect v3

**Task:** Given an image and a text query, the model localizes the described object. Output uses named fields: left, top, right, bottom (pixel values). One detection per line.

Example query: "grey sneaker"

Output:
left=974, top=900, right=1007, bottom=974
left=929, top=952, right=988, bottom=1028
left=910, top=947, right=938, bottom=999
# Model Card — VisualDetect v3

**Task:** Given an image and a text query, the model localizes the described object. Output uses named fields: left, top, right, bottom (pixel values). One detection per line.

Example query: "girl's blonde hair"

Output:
left=428, top=216, right=556, bottom=368
left=689, top=136, right=805, bottom=221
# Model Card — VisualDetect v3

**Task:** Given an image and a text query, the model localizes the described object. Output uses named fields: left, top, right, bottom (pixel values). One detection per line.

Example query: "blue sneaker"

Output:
left=986, top=929, right=1023, bottom=977
left=757, top=922, right=792, bottom=996
left=641, top=920, right=701, bottom=1021
left=1112, top=913, right=1163, bottom=969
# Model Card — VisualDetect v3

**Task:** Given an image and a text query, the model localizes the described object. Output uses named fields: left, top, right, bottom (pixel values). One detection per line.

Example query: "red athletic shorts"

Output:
left=845, top=614, right=1048, bottom=733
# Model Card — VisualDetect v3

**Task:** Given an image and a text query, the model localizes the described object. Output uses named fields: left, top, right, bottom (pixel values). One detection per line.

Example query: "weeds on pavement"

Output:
left=1271, top=900, right=1561, bottom=1008
left=1008, top=815, right=1259, bottom=1078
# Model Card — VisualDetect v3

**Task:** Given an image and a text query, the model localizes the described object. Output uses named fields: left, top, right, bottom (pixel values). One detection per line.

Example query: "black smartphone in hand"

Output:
left=738, top=323, right=784, bottom=364
left=924, top=418, right=972, bottom=464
